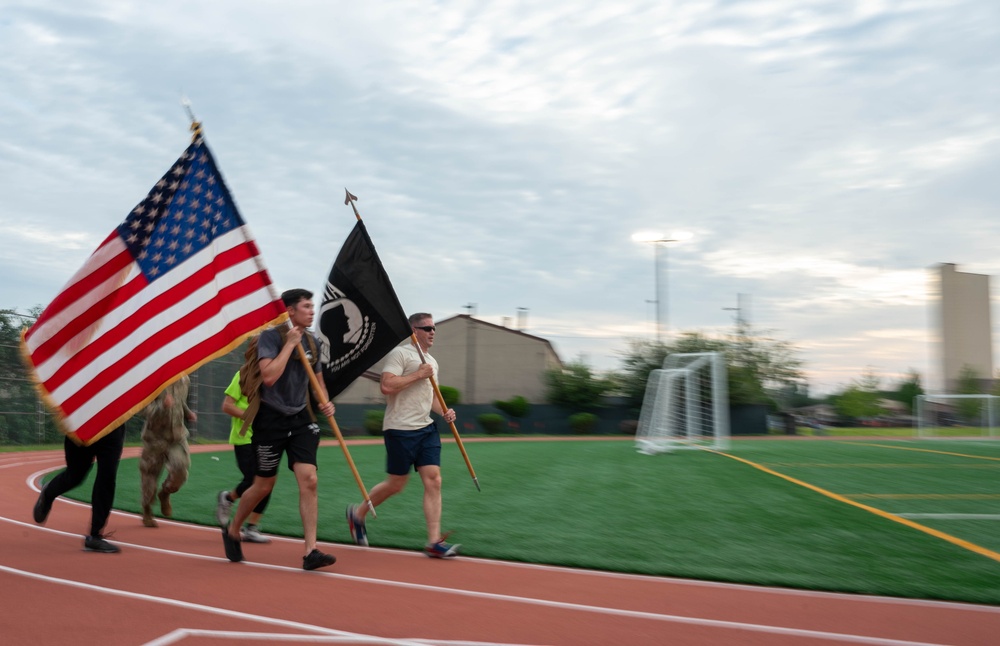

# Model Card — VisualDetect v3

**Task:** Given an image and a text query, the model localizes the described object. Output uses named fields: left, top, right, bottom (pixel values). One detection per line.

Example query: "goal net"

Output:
left=635, top=352, right=730, bottom=454
left=915, top=394, right=1000, bottom=439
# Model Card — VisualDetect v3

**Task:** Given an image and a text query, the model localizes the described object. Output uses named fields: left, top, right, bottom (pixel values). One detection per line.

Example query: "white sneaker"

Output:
left=215, top=490, right=233, bottom=527
left=241, top=524, right=271, bottom=544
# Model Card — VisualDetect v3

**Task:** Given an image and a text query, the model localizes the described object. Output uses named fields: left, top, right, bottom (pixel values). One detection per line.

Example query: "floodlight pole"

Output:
left=650, top=238, right=677, bottom=344
left=632, top=231, right=691, bottom=345
left=654, top=241, right=666, bottom=343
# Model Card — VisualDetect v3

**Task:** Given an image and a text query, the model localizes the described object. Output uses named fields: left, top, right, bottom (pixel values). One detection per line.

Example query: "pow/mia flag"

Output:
left=319, top=220, right=412, bottom=399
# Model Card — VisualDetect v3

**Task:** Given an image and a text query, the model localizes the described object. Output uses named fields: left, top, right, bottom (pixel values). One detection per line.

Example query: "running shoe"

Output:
left=241, top=524, right=271, bottom=544
left=221, top=525, right=244, bottom=562
left=424, top=537, right=460, bottom=559
left=346, top=504, right=368, bottom=546
left=33, top=484, right=52, bottom=524
left=303, top=548, right=336, bottom=571
left=84, top=534, right=120, bottom=553
left=215, top=490, right=233, bottom=527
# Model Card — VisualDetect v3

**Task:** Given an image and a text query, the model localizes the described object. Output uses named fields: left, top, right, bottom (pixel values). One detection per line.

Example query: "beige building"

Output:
left=933, top=263, right=994, bottom=392
left=332, top=314, right=563, bottom=405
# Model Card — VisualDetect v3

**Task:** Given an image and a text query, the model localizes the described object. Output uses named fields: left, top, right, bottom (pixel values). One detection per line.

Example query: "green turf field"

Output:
left=53, top=437, right=1000, bottom=604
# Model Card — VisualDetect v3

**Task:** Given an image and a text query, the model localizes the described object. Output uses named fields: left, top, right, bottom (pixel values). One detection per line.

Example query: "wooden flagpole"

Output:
left=344, top=188, right=480, bottom=491
left=291, top=327, right=376, bottom=517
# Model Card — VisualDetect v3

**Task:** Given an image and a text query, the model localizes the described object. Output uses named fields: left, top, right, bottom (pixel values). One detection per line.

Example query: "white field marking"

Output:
left=16, top=463, right=1000, bottom=615
left=1, top=456, right=64, bottom=470
left=0, top=564, right=428, bottom=646
left=896, top=513, right=1000, bottom=520
left=0, top=518, right=965, bottom=646
left=146, top=628, right=543, bottom=646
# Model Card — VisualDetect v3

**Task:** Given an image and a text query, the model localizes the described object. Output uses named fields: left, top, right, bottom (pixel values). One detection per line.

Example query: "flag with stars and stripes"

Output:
left=20, top=133, right=287, bottom=445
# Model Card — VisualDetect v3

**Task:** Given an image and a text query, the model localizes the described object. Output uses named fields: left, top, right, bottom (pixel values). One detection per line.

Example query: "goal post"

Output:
left=915, top=394, right=1000, bottom=439
left=635, top=352, right=730, bottom=453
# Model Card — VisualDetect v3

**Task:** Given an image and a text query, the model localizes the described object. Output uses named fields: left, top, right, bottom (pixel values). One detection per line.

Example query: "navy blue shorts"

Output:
left=252, top=404, right=321, bottom=478
left=384, top=423, right=441, bottom=475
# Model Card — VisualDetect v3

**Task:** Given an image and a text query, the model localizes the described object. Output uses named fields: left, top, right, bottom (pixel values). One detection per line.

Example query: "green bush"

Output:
left=569, top=412, right=599, bottom=434
left=477, top=413, right=506, bottom=435
left=363, top=409, right=384, bottom=435
left=493, top=395, right=530, bottom=418
left=439, top=385, right=460, bottom=407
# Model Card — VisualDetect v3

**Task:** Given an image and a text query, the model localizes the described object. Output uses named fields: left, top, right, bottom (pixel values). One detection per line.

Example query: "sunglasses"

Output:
left=414, top=325, right=436, bottom=332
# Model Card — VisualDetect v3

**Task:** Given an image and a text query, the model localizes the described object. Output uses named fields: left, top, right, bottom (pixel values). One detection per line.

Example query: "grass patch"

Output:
left=46, top=436, right=1000, bottom=604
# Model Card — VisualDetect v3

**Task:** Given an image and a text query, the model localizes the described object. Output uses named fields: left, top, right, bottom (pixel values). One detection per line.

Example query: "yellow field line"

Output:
left=843, top=442, right=1000, bottom=462
left=846, top=495, right=1000, bottom=502
left=710, top=449, right=1000, bottom=564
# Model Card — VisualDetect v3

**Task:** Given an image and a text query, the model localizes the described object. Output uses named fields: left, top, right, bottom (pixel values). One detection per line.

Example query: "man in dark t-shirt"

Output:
left=221, top=288, right=337, bottom=571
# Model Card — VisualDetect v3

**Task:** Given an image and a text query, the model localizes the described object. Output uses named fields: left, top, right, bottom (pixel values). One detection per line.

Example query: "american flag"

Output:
left=21, top=133, right=287, bottom=445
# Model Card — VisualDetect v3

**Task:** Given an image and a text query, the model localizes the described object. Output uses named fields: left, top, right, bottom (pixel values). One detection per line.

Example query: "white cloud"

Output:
left=1, top=0, right=998, bottom=396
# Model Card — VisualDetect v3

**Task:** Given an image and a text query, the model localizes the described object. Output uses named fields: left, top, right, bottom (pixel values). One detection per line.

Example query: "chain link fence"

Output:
left=0, top=334, right=247, bottom=447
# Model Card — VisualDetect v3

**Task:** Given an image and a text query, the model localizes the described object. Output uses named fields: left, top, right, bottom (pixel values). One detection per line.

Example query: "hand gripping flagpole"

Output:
left=345, top=188, right=481, bottom=491
left=290, top=322, right=377, bottom=517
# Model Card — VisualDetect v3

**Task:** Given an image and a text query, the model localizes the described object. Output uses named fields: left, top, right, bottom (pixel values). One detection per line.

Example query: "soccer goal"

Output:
left=635, top=352, right=730, bottom=454
left=915, top=394, right=1000, bottom=439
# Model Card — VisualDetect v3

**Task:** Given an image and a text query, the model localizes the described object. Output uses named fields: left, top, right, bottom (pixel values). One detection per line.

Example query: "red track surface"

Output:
left=3, top=444, right=1000, bottom=645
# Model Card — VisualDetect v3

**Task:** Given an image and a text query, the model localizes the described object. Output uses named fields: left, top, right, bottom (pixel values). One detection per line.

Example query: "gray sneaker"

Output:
left=240, top=524, right=271, bottom=544
left=84, top=534, right=120, bottom=553
left=215, top=490, right=233, bottom=527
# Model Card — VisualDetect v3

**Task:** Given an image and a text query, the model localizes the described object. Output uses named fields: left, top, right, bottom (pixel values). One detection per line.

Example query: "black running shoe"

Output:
left=302, top=548, right=336, bottom=571
left=33, top=485, right=52, bottom=524
left=222, top=525, right=244, bottom=562
left=84, top=534, right=120, bottom=553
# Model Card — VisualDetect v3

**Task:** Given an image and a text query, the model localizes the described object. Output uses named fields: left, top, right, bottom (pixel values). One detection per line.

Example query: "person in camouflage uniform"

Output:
left=139, top=375, right=196, bottom=527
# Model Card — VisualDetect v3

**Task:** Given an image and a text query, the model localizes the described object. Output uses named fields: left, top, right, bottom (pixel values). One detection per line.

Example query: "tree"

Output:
left=614, top=322, right=805, bottom=412
left=883, top=369, right=924, bottom=414
left=956, top=364, right=985, bottom=422
left=726, top=319, right=804, bottom=406
left=831, top=368, right=884, bottom=422
left=545, top=360, right=613, bottom=410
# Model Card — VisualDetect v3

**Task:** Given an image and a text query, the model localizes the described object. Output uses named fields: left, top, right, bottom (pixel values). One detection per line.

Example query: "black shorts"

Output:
left=252, top=404, right=321, bottom=478
left=384, top=423, right=441, bottom=476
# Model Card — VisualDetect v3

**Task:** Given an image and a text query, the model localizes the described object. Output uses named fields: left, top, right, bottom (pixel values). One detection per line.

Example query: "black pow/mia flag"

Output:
left=318, top=220, right=412, bottom=399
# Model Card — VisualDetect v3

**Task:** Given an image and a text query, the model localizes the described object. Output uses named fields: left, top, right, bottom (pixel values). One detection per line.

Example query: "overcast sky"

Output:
left=2, top=1, right=999, bottom=396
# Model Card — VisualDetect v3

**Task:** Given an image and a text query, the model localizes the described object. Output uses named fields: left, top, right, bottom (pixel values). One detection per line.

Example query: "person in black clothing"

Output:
left=33, top=425, right=126, bottom=553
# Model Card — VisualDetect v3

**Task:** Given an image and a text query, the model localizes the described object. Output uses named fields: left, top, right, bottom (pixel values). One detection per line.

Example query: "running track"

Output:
left=3, top=444, right=999, bottom=645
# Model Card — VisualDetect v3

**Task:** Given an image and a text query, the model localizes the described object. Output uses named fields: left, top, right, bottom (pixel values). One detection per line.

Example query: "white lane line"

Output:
left=11, top=460, right=1000, bottom=616
left=0, top=563, right=431, bottom=646
left=0, top=519, right=956, bottom=646
left=145, top=628, right=544, bottom=645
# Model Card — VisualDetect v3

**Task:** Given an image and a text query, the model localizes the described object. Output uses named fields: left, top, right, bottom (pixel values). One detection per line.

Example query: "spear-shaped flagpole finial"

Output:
left=344, top=188, right=361, bottom=221
left=180, top=96, right=202, bottom=140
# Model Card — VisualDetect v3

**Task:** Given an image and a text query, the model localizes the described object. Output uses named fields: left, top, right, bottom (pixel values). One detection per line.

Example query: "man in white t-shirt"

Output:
left=346, top=312, right=459, bottom=558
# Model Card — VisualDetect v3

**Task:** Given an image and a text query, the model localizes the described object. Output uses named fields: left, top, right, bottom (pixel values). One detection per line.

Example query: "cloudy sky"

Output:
left=2, top=0, right=998, bottom=396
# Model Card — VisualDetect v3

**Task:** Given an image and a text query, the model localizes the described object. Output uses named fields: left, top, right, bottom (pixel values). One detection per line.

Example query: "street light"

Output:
left=631, top=230, right=693, bottom=343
